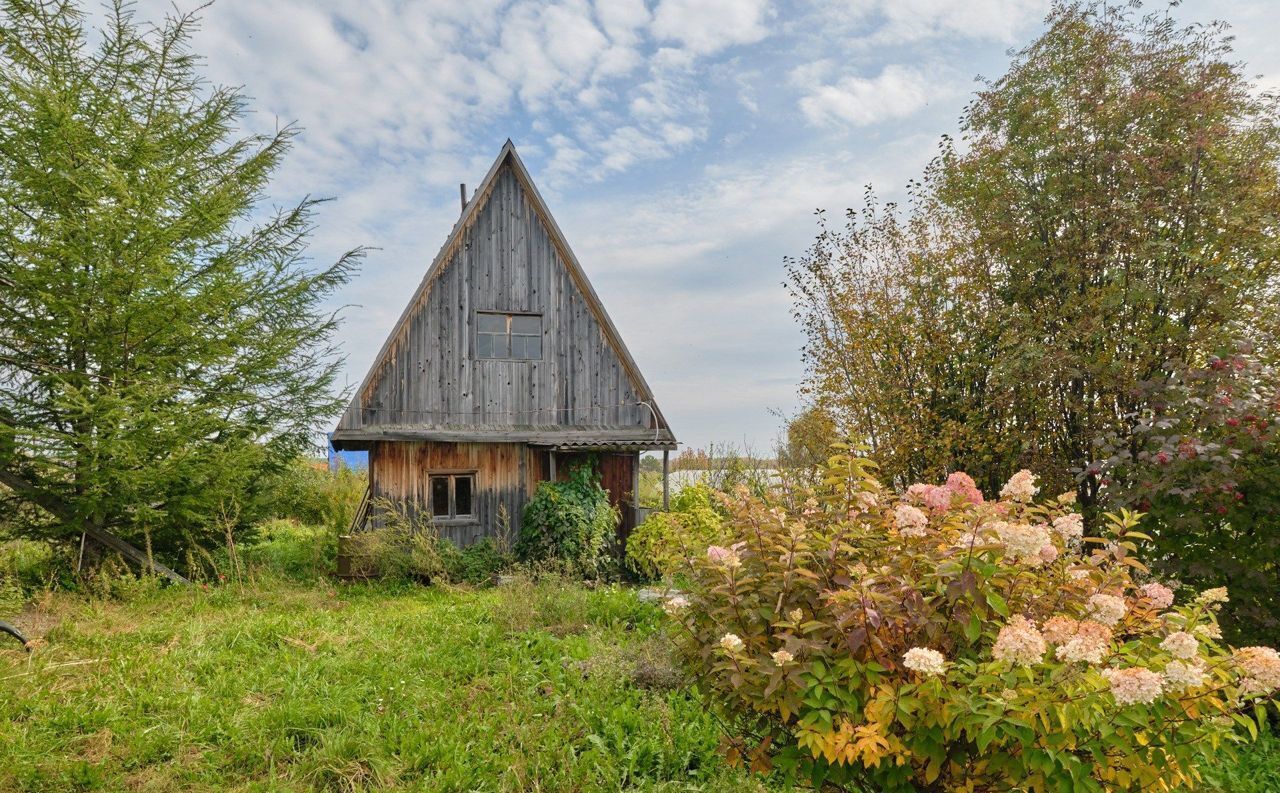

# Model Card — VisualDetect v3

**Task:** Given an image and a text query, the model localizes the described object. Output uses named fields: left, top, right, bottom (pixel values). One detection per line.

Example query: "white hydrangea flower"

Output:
left=1087, top=594, right=1127, bottom=627
left=719, top=633, right=744, bottom=654
left=1159, top=631, right=1199, bottom=661
left=1194, top=622, right=1223, bottom=640
left=1196, top=587, right=1229, bottom=606
left=1102, top=667, right=1164, bottom=706
left=772, top=649, right=794, bottom=666
left=1053, top=621, right=1113, bottom=665
left=992, top=616, right=1047, bottom=667
left=662, top=596, right=689, bottom=615
left=1000, top=469, right=1039, bottom=502
left=1139, top=582, right=1175, bottom=610
left=1052, top=513, right=1084, bottom=542
left=903, top=647, right=946, bottom=677
left=1163, top=660, right=1207, bottom=691
left=994, top=521, right=1051, bottom=565
left=894, top=504, right=929, bottom=538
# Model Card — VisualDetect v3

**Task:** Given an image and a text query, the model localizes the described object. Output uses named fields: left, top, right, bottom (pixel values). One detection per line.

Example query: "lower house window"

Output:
left=430, top=473, right=475, bottom=520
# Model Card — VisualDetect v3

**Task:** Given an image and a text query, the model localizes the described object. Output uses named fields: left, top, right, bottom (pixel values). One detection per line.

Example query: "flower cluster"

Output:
left=1042, top=615, right=1079, bottom=645
left=1160, top=631, right=1198, bottom=660
left=706, top=545, right=741, bottom=568
left=1102, top=667, right=1164, bottom=706
left=992, top=616, right=1047, bottom=667
left=1234, top=647, right=1280, bottom=696
left=944, top=472, right=984, bottom=505
left=903, top=647, right=946, bottom=677
left=662, top=595, right=689, bottom=615
left=1163, top=660, right=1207, bottom=691
left=1051, top=513, right=1084, bottom=542
left=999, top=469, right=1038, bottom=502
left=894, top=504, right=929, bottom=538
left=1086, top=594, right=1127, bottom=627
left=719, top=632, right=744, bottom=653
left=1054, top=621, right=1113, bottom=664
left=1139, top=582, right=1175, bottom=610
left=1197, top=587, right=1229, bottom=606
left=993, top=521, right=1051, bottom=565
left=908, top=472, right=985, bottom=513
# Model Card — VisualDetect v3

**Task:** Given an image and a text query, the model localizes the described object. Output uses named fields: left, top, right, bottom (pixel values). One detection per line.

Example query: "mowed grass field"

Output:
left=1, top=566, right=1276, bottom=792
left=0, top=576, right=770, bottom=793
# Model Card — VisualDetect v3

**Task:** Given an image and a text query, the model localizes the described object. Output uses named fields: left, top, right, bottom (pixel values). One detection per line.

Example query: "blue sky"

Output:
left=127, top=0, right=1280, bottom=453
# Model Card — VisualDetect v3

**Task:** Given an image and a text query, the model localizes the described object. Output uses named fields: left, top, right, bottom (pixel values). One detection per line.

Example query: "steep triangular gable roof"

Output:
left=334, top=140, right=673, bottom=443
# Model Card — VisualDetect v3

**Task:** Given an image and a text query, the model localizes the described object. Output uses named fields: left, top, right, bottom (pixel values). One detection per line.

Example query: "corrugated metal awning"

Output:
left=536, top=439, right=678, bottom=452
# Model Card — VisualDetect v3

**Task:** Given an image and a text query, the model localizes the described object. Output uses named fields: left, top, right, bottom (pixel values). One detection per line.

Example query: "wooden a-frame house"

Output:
left=331, top=141, right=677, bottom=547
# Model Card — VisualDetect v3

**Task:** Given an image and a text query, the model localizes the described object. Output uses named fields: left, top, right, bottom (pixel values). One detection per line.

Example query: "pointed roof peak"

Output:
left=333, top=140, right=674, bottom=443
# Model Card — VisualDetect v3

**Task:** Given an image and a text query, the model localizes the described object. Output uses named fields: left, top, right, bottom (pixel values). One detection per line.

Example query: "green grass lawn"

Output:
left=1, top=570, right=1276, bottom=792
left=0, top=576, right=770, bottom=792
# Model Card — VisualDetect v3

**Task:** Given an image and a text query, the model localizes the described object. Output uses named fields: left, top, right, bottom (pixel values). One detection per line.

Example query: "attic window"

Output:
left=476, top=312, right=542, bottom=360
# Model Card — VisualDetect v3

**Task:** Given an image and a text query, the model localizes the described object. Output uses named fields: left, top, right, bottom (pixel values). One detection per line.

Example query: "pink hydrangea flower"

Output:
left=1102, top=666, right=1164, bottom=706
left=1235, top=646, right=1280, bottom=695
left=992, top=616, right=1047, bottom=667
left=1139, top=582, right=1175, bottom=610
left=944, top=471, right=984, bottom=505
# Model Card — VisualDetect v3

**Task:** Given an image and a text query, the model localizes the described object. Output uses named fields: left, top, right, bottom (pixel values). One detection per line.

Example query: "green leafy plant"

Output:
left=626, top=483, right=727, bottom=580
left=517, top=463, right=617, bottom=578
left=667, top=448, right=1280, bottom=791
left=256, top=460, right=367, bottom=533
left=345, top=499, right=447, bottom=583
left=439, top=537, right=511, bottom=585
left=787, top=1, right=1280, bottom=506
left=239, top=519, right=337, bottom=581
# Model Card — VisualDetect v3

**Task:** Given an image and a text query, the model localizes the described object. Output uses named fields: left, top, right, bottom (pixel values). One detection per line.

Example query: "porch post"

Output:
left=549, top=450, right=557, bottom=482
left=662, top=449, right=670, bottom=511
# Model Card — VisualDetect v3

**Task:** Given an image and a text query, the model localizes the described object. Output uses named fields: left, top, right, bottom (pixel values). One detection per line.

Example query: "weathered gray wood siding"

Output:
left=369, top=440, right=546, bottom=547
left=342, top=164, right=652, bottom=433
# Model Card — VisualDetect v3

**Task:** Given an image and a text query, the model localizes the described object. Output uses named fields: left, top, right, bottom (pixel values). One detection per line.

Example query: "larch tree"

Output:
left=0, top=0, right=362, bottom=563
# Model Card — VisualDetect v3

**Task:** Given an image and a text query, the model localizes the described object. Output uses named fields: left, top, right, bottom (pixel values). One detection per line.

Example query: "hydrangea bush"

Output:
left=666, top=449, right=1280, bottom=792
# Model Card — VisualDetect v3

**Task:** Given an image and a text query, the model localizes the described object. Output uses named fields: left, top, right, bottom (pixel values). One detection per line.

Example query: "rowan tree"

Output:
left=789, top=1, right=1280, bottom=510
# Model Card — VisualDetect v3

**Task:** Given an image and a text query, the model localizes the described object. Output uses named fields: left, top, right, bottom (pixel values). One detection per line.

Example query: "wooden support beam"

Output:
left=0, top=468, right=188, bottom=584
left=83, top=526, right=189, bottom=585
left=549, top=450, right=557, bottom=482
left=662, top=449, right=670, bottom=511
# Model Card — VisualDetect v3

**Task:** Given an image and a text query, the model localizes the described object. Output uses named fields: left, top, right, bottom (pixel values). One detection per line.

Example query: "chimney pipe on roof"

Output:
left=460, top=183, right=467, bottom=213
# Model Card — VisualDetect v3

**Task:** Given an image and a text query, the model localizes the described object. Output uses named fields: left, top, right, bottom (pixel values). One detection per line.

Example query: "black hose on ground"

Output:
left=0, top=619, right=30, bottom=651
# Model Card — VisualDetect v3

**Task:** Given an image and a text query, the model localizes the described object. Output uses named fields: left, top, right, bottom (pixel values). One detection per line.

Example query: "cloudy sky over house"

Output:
left=129, top=0, right=1280, bottom=452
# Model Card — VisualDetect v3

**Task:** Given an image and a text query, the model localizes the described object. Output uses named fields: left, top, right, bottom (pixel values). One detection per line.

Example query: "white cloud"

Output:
left=798, top=64, right=940, bottom=127
left=557, top=135, right=942, bottom=446
left=101, top=0, right=1280, bottom=450
left=651, top=0, right=773, bottom=55
left=809, top=0, right=1049, bottom=45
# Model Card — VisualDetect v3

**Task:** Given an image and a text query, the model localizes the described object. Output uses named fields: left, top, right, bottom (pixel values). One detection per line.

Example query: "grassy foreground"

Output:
left=0, top=576, right=768, bottom=792
left=1, top=571, right=1276, bottom=793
